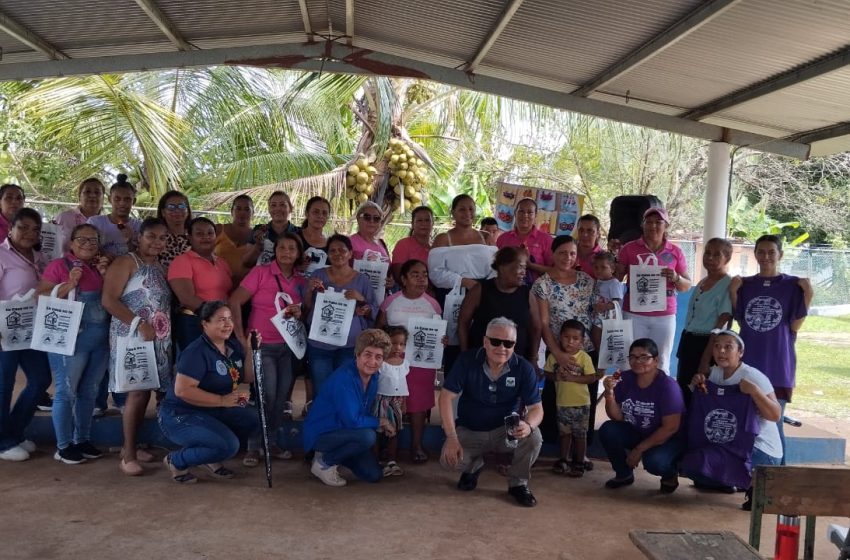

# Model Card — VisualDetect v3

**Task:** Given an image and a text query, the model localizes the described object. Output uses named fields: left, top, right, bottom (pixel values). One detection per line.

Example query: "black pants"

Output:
left=676, top=331, right=712, bottom=409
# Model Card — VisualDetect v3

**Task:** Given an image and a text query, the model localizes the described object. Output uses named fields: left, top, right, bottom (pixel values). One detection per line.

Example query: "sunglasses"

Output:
left=486, top=336, right=516, bottom=349
left=165, top=203, right=188, bottom=211
left=359, top=214, right=382, bottom=223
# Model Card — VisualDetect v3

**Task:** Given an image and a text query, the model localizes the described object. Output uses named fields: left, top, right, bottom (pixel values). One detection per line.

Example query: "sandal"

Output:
left=412, top=450, right=429, bottom=464
left=269, top=446, right=293, bottom=460
left=163, top=454, right=197, bottom=484
left=566, top=462, right=585, bottom=478
left=119, top=458, right=144, bottom=476
left=660, top=475, right=680, bottom=494
left=242, top=450, right=260, bottom=468
left=204, top=463, right=235, bottom=479
left=552, top=458, right=569, bottom=474
left=583, top=460, right=594, bottom=472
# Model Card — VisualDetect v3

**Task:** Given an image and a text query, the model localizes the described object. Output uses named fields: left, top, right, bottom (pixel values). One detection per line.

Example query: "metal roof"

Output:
left=1, top=0, right=848, bottom=158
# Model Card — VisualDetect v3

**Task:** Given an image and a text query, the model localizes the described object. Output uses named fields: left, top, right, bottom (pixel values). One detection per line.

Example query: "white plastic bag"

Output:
left=39, top=222, right=65, bottom=262
left=353, top=258, right=388, bottom=306
left=270, top=292, right=307, bottom=359
left=31, top=285, right=83, bottom=356
left=0, top=289, right=37, bottom=351
left=442, top=282, right=466, bottom=346
left=406, top=315, right=447, bottom=369
left=598, top=302, right=633, bottom=371
left=308, top=287, right=356, bottom=347
left=112, top=316, right=160, bottom=393
left=629, top=254, right=667, bottom=312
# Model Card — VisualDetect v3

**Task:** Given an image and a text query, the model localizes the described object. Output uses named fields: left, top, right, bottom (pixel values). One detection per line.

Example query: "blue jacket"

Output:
left=302, top=359, right=380, bottom=451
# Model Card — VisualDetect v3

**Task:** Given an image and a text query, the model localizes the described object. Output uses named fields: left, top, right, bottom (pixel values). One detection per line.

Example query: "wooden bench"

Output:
left=749, top=465, right=850, bottom=560
left=630, top=530, right=764, bottom=560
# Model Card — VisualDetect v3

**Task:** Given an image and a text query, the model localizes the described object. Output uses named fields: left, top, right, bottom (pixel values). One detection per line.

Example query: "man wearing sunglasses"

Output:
left=439, top=317, right=543, bottom=507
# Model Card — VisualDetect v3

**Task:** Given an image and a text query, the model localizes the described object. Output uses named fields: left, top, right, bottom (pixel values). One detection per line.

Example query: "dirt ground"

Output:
left=0, top=445, right=846, bottom=560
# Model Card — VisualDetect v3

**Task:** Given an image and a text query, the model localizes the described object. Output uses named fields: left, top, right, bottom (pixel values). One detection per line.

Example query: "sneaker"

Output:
left=457, top=468, right=483, bottom=491
left=54, top=446, right=86, bottom=465
left=385, top=460, right=403, bottom=477
left=75, top=441, right=103, bottom=460
left=36, top=393, right=53, bottom=412
left=18, top=440, right=36, bottom=453
left=92, top=407, right=106, bottom=418
left=0, top=446, right=30, bottom=462
left=311, top=454, right=346, bottom=487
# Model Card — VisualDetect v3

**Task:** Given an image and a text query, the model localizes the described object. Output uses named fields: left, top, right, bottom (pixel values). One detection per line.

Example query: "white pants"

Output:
left=624, top=313, right=677, bottom=374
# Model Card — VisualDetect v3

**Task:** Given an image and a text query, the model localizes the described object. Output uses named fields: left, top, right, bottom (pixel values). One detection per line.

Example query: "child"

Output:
left=546, top=320, right=598, bottom=477
left=590, top=251, right=625, bottom=354
left=374, top=325, right=410, bottom=477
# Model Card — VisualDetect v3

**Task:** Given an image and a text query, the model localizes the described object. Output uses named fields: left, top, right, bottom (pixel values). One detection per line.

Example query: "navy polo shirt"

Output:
left=163, top=334, right=246, bottom=412
left=443, top=348, right=540, bottom=432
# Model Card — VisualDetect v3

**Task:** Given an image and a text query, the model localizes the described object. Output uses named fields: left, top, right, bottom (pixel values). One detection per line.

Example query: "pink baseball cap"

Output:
left=643, top=207, right=669, bottom=223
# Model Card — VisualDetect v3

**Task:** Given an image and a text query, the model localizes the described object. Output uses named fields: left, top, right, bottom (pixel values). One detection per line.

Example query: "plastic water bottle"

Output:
left=504, top=412, right=520, bottom=449
left=774, top=515, right=800, bottom=560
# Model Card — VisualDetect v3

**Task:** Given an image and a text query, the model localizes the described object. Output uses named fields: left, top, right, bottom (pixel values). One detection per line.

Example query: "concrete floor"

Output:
left=1, top=446, right=845, bottom=560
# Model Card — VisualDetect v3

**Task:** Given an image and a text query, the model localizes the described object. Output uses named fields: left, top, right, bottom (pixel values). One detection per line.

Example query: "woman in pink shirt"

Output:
left=350, top=201, right=390, bottom=262
left=230, top=232, right=306, bottom=465
left=496, top=197, right=553, bottom=285
left=0, top=184, right=26, bottom=241
left=0, top=208, right=51, bottom=462
left=53, top=178, right=105, bottom=251
left=390, top=206, right=434, bottom=286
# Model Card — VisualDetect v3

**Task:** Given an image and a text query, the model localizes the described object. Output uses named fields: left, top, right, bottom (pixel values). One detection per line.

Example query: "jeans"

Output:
left=440, top=425, right=544, bottom=488
left=249, top=343, right=292, bottom=449
left=777, top=399, right=787, bottom=465
left=0, top=349, right=52, bottom=451
left=314, top=428, right=381, bottom=482
left=308, top=344, right=354, bottom=396
left=158, top=404, right=260, bottom=470
left=752, top=447, right=782, bottom=468
left=599, top=420, right=684, bottom=479
left=48, top=323, right=109, bottom=449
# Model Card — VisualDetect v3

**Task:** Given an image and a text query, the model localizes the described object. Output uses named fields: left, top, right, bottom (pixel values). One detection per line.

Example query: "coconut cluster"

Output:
left=384, top=138, right=427, bottom=211
left=345, top=154, right=378, bottom=204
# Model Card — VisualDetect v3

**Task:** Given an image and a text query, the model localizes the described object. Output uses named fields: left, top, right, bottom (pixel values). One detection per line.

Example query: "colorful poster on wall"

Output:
left=493, top=182, right=584, bottom=237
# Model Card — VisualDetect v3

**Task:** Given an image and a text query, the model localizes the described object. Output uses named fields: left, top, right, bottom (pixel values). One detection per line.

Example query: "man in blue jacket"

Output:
left=303, top=329, right=395, bottom=486
left=439, top=317, right=544, bottom=507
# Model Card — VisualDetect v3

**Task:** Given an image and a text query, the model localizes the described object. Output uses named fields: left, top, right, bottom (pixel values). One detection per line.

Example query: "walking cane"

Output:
left=250, top=331, right=273, bottom=488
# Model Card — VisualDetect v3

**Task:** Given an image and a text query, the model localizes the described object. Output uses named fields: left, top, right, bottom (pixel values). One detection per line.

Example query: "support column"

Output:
left=703, top=141, right=731, bottom=241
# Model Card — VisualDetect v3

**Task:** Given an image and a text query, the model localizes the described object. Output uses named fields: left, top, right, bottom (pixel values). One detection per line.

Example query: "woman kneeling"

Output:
left=158, top=301, right=260, bottom=483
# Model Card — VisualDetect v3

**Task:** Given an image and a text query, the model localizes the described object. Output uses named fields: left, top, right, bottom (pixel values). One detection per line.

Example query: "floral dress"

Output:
left=109, top=253, right=173, bottom=389
left=532, top=271, right=595, bottom=351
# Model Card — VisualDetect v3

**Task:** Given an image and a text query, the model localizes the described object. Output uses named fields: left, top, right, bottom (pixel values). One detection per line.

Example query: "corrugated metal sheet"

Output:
left=0, top=32, right=29, bottom=56
left=485, top=0, right=704, bottom=85
left=155, top=0, right=303, bottom=40
left=605, top=0, right=850, bottom=109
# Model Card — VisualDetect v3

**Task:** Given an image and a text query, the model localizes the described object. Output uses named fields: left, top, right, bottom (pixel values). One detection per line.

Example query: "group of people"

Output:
left=0, top=179, right=812, bottom=509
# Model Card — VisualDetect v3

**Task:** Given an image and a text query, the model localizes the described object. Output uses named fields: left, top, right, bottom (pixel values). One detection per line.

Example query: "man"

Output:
left=439, top=317, right=544, bottom=507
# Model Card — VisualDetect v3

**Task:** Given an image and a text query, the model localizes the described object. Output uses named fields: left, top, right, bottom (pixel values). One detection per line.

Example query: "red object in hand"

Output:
left=613, top=370, right=622, bottom=381
left=237, top=393, right=248, bottom=407
left=698, top=381, right=708, bottom=394
left=774, top=515, right=800, bottom=560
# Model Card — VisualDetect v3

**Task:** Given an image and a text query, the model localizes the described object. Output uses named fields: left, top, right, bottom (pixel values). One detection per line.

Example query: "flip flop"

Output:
left=412, top=450, right=429, bottom=464
left=119, top=458, right=144, bottom=476
left=204, top=463, right=235, bottom=479
left=163, top=455, right=197, bottom=484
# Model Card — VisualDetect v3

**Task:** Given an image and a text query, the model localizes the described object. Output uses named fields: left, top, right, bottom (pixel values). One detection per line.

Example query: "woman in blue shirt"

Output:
left=158, top=300, right=260, bottom=483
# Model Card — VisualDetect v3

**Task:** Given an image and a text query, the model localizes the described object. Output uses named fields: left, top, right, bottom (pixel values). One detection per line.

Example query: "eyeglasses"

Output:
left=488, top=382, right=498, bottom=403
left=358, top=214, right=382, bottom=223
left=165, top=203, right=188, bottom=211
left=72, top=236, right=99, bottom=246
left=628, top=354, right=655, bottom=363
left=486, top=336, right=516, bottom=349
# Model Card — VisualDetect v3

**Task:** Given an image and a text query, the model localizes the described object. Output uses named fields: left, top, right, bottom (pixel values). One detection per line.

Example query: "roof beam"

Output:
left=785, top=122, right=850, bottom=145
left=345, top=0, right=354, bottom=46
left=572, top=0, right=741, bottom=98
left=682, top=45, right=850, bottom=120
left=297, top=0, right=314, bottom=42
left=132, top=0, right=192, bottom=51
left=464, top=0, right=525, bottom=73
left=0, top=10, right=68, bottom=60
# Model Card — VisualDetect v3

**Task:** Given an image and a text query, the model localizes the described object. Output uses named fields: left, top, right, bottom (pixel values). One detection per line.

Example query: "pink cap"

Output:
left=643, top=207, right=669, bottom=223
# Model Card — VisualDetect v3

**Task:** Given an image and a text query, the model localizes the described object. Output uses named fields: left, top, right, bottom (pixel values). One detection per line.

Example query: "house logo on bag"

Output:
left=44, top=310, right=59, bottom=328
left=6, top=310, right=21, bottom=328
left=124, top=350, right=139, bottom=370
left=321, top=303, right=334, bottom=321
left=636, top=276, right=649, bottom=294
left=413, top=329, right=427, bottom=348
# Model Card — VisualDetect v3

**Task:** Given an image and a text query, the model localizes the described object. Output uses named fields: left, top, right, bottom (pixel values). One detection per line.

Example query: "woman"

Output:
left=574, top=214, right=605, bottom=278
left=37, top=224, right=110, bottom=464
left=391, top=206, right=434, bottom=285
left=377, top=259, right=442, bottom=463
left=685, top=330, right=781, bottom=506
left=496, top=198, right=553, bottom=285
left=303, top=329, right=395, bottom=486
left=155, top=190, right=192, bottom=269
left=230, top=233, right=306, bottom=465
left=168, top=217, right=234, bottom=352
left=53, top=178, right=105, bottom=251
left=87, top=174, right=141, bottom=257
left=676, top=238, right=733, bottom=406
left=304, top=234, right=378, bottom=395
left=599, top=338, right=685, bottom=493
left=459, top=246, right=541, bottom=363
left=350, top=201, right=390, bottom=262
left=158, top=301, right=260, bottom=484
left=244, top=191, right=299, bottom=267
left=0, top=208, right=50, bottom=462
left=299, top=196, right=331, bottom=277
left=214, top=194, right=254, bottom=286
left=532, top=235, right=595, bottom=443
left=0, top=184, right=26, bottom=241
left=103, top=218, right=173, bottom=476
left=730, top=234, right=812, bottom=463
left=615, top=207, right=691, bottom=372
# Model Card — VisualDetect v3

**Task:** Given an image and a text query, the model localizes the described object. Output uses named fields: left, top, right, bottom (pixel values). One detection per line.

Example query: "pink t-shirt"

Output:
left=496, top=226, right=554, bottom=283
left=380, top=291, right=441, bottom=327
left=168, top=250, right=233, bottom=302
left=0, top=214, right=10, bottom=242
left=575, top=244, right=604, bottom=279
left=240, top=262, right=307, bottom=344
left=350, top=233, right=389, bottom=262
left=391, top=236, right=430, bottom=266
left=618, top=238, right=687, bottom=316
left=42, top=253, right=103, bottom=292
left=0, top=238, right=46, bottom=300
left=54, top=208, right=94, bottom=251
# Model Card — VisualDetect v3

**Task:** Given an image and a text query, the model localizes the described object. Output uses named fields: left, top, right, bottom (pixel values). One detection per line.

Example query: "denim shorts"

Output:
left=557, top=405, right=590, bottom=437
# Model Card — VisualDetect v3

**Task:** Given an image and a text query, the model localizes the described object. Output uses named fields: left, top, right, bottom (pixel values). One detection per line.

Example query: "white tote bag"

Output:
left=629, top=253, right=667, bottom=312
left=308, top=287, right=356, bottom=347
left=598, top=302, right=633, bottom=371
left=0, top=289, right=37, bottom=351
left=353, top=258, right=388, bottom=306
left=39, top=222, right=65, bottom=262
left=31, top=285, right=83, bottom=356
left=270, top=292, right=307, bottom=359
left=112, top=316, right=160, bottom=393
left=406, top=315, right=447, bottom=369
left=442, top=282, right=466, bottom=346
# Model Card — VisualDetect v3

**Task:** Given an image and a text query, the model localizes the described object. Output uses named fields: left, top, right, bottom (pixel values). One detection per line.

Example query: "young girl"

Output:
left=375, top=326, right=410, bottom=476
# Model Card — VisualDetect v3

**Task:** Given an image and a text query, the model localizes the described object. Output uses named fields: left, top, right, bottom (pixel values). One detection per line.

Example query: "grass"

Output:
left=800, top=314, right=850, bottom=334
left=789, top=315, right=850, bottom=419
